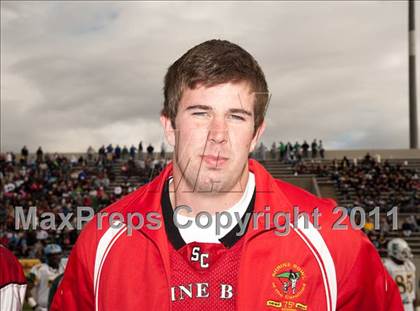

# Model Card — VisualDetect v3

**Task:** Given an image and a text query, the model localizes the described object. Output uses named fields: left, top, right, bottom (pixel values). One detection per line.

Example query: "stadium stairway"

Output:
left=262, top=159, right=339, bottom=200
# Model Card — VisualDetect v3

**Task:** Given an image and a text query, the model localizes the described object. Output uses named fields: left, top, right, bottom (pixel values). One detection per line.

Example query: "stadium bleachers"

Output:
left=262, top=155, right=420, bottom=256
left=1, top=149, right=419, bottom=257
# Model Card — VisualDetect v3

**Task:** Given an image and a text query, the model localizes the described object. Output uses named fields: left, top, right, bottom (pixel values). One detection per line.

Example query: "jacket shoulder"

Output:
left=71, top=177, right=163, bottom=261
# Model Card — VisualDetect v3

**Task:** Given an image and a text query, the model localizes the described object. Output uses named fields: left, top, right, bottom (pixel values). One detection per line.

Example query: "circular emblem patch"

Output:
left=271, top=262, right=307, bottom=300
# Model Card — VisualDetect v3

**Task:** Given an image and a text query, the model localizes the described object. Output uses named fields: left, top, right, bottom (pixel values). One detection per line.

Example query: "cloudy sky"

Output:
left=1, top=1, right=419, bottom=153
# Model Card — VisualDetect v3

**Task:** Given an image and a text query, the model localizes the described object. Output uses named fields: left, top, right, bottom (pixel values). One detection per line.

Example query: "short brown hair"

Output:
left=162, top=39, right=269, bottom=133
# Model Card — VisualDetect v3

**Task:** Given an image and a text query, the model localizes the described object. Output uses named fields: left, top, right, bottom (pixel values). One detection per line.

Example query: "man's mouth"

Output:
left=200, top=155, right=229, bottom=167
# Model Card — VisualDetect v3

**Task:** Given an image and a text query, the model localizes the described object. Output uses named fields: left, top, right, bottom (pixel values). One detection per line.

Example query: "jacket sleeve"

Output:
left=0, top=247, right=27, bottom=311
left=336, top=232, right=403, bottom=310
left=50, top=220, right=97, bottom=311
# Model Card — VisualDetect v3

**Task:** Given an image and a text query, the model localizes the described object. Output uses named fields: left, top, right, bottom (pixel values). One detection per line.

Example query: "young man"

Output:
left=383, top=238, right=417, bottom=311
left=27, top=244, right=65, bottom=311
left=0, top=244, right=27, bottom=311
left=51, top=39, right=403, bottom=310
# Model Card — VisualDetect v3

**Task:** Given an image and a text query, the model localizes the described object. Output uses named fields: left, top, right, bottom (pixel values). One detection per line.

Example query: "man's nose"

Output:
left=208, top=117, right=228, bottom=144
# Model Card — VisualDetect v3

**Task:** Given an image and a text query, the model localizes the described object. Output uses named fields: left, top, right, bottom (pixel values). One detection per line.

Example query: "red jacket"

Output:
left=51, top=160, right=403, bottom=311
left=0, top=245, right=27, bottom=311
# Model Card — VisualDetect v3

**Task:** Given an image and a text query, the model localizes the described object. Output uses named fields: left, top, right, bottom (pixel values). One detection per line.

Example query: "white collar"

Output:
left=169, top=172, right=255, bottom=244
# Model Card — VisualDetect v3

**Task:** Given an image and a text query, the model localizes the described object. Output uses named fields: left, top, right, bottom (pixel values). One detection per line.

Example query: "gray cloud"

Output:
left=1, top=1, right=419, bottom=153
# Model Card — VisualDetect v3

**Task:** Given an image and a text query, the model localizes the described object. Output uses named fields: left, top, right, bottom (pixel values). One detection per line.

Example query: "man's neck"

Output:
left=169, top=168, right=250, bottom=216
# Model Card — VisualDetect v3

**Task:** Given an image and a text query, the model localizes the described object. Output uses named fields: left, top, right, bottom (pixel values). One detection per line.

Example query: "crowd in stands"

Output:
left=0, top=143, right=166, bottom=259
left=1, top=143, right=419, bottom=259
left=293, top=153, right=420, bottom=253
left=293, top=153, right=420, bottom=213
left=252, top=139, right=325, bottom=162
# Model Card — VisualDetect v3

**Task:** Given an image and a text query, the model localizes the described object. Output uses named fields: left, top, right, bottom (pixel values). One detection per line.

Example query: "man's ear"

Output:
left=249, top=121, right=266, bottom=153
left=160, top=115, right=176, bottom=147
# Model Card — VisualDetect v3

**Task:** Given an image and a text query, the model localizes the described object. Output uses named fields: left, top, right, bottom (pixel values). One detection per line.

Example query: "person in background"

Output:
left=270, top=142, right=276, bottom=160
left=383, top=239, right=417, bottom=311
left=138, top=141, right=144, bottom=160
left=319, top=140, right=325, bottom=159
left=86, top=146, right=94, bottom=161
left=122, top=146, right=129, bottom=160
left=311, top=139, right=318, bottom=158
left=278, top=141, right=286, bottom=161
left=36, top=147, right=44, bottom=163
left=27, top=244, right=65, bottom=311
left=293, top=141, right=302, bottom=162
left=301, top=140, right=309, bottom=158
left=146, top=143, right=155, bottom=164
left=21, top=145, right=29, bottom=165
left=115, top=145, right=121, bottom=159
left=129, top=145, right=137, bottom=159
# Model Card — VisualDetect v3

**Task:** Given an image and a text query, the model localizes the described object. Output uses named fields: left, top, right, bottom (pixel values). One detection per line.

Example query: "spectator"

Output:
left=270, top=142, right=276, bottom=160
left=363, top=217, right=375, bottom=234
left=278, top=141, right=286, bottom=161
left=257, top=142, right=267, bottom=162
left=285, top=142, right=293, bottom=163
left=301, top=140, right=309, bottom=158
left=407, top=215, right=418, bottom=232
left=311, top=139, right=318, bottom=158
left=319, top=140, right=325, bottom=159
left=147, top=143, right=154, bottom=159
left=106, top=144, right=114, bottom=161
left=87, top=146, right=95, bottom=161
left=21, top=146, right=29, bottom=164
left=138, top=141, right=144, bottom=160
left=129, top=145, right=136, bottom=159
left=379, top=215, right=390, bottom=236
left=341, top=156, right=350, bottom=169
left=122, top=145, right=129, bottom=160
left=36, top=146, right=44, bottom=163
left=115, top=145, right=122, bottom=159
left=293, top=141, right=302, bottom=162
left=6, top=152, right=13, bottom=164
left=98, top=145, right=105, bottom=161
left=402, top=217, right=414, bottom=237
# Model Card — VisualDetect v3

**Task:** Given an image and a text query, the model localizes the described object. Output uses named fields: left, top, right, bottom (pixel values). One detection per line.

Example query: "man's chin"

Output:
left=191, top=175, right=226, bottom=193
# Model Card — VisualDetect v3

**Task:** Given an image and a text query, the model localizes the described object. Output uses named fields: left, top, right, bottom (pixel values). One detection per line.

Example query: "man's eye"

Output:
left=192, top=112, right=208, bottom=116
left=230, top=114, right=245, bottom=121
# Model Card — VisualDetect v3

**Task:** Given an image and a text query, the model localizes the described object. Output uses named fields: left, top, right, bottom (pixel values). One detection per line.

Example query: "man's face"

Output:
left=162, top=81, right=265, bottom=193
left=48, top=253, right=62, bottom=269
